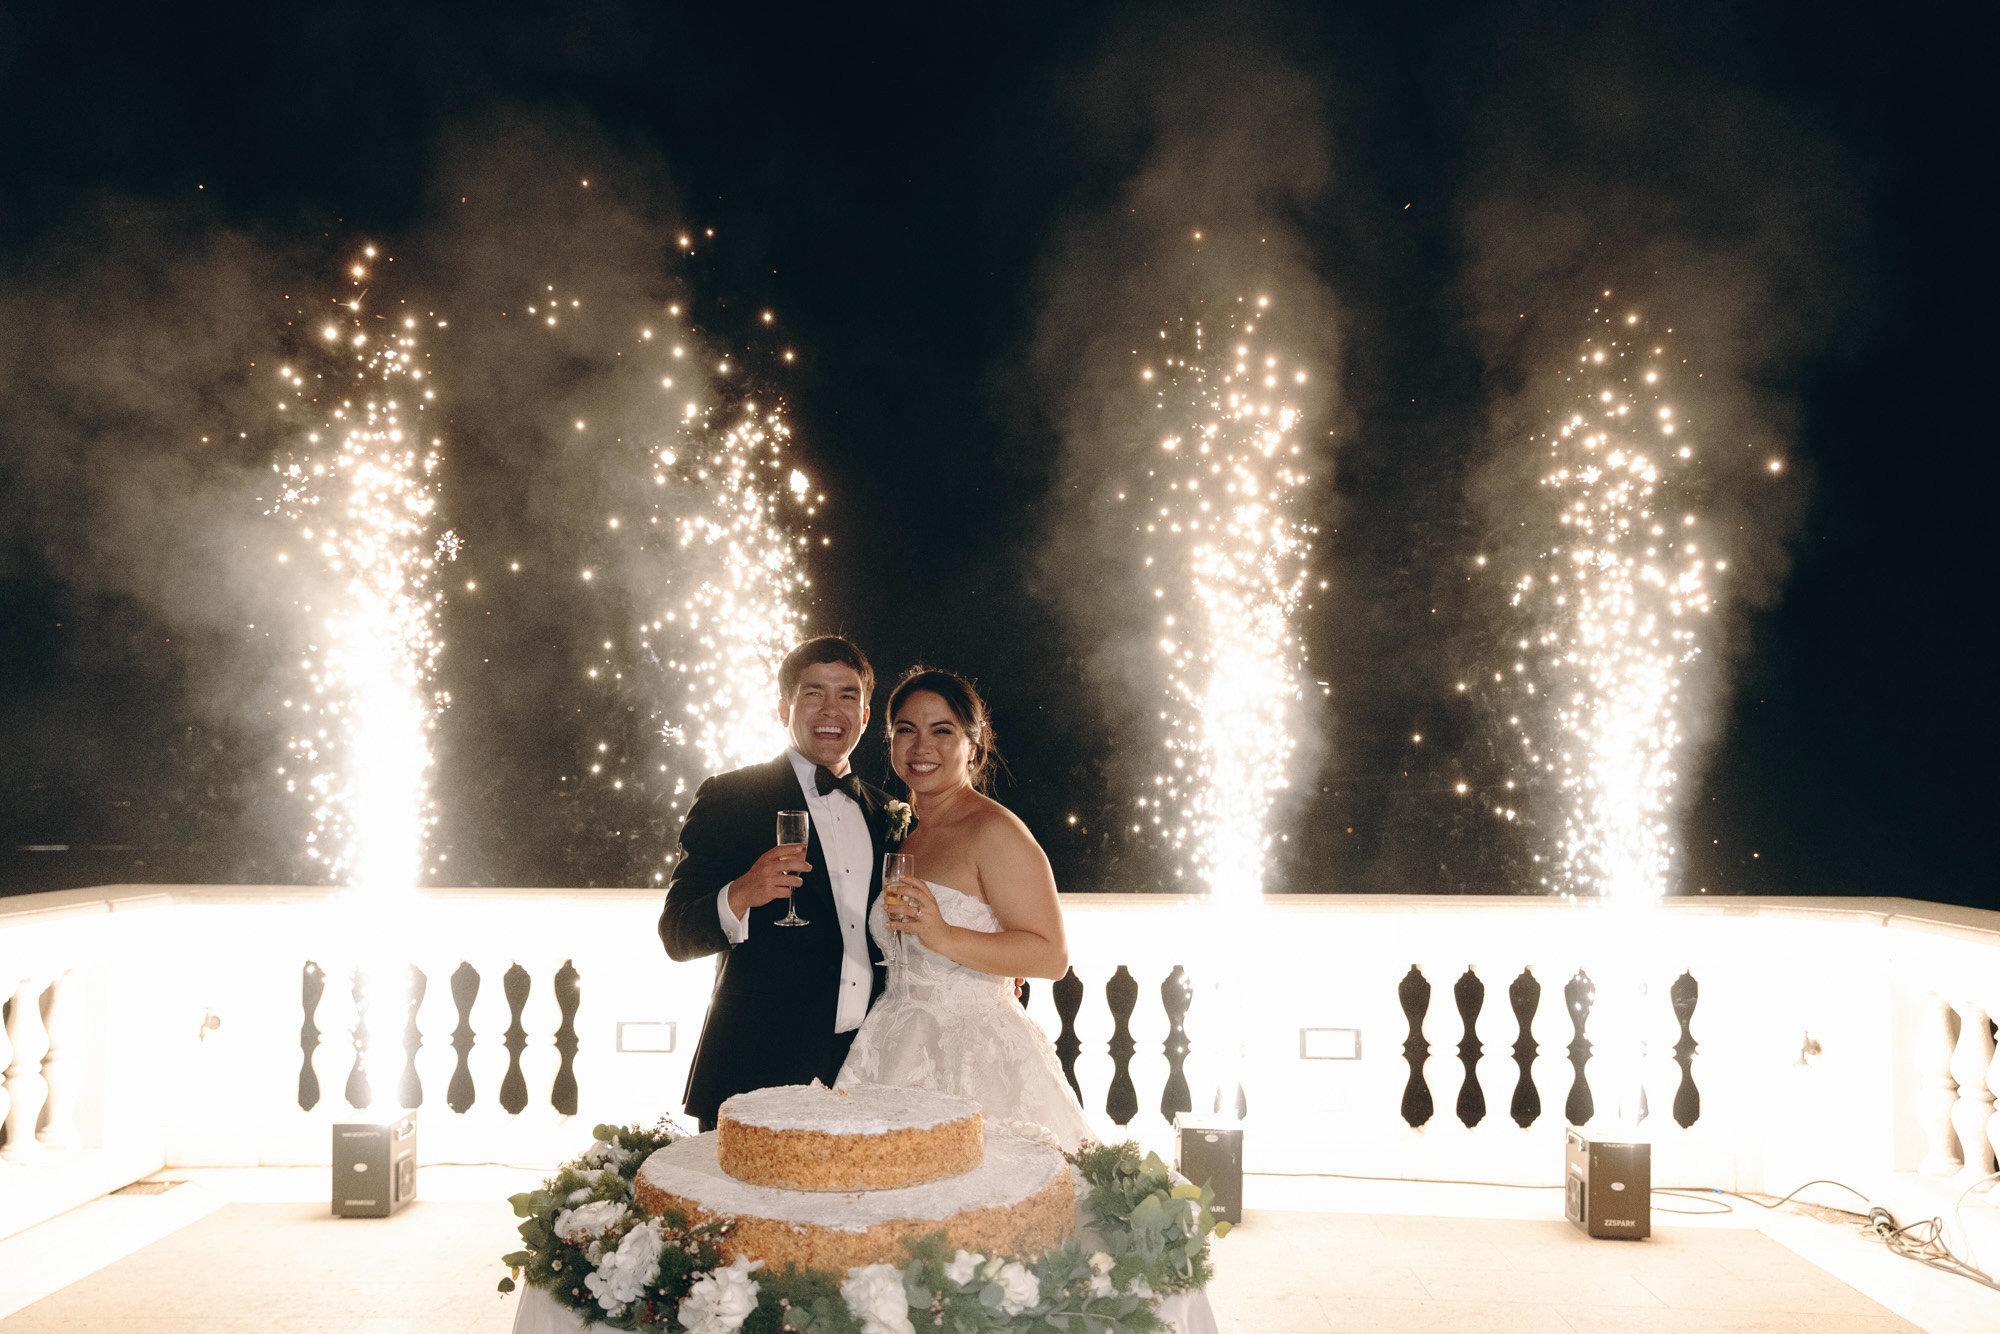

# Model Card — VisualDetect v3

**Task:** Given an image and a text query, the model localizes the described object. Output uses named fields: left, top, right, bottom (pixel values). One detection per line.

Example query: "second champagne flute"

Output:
left=773, top=810, right=810, bottom=927
left=879, top=852, right=915, bottom=977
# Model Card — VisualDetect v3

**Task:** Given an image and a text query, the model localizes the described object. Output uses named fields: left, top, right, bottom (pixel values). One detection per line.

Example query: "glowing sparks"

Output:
left=647, top=403, right=814, bottom=777
left=268, top=267, right=449, bottom=900
left=1125, top=304, right=1316, bottom=902
left=1488, top=314, right=1713, bottom=903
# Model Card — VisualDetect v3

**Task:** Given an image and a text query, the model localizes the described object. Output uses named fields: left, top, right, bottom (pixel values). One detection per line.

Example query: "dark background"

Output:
left=1, top=1, right=1991, bottom=907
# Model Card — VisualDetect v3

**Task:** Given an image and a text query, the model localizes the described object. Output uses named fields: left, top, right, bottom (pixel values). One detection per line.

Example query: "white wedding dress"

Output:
left=838, top=882, right=1095, bottom=1152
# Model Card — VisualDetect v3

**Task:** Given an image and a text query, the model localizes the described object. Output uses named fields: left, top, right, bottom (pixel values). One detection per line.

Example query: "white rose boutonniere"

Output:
left=883, top=799, right=916, bottom=844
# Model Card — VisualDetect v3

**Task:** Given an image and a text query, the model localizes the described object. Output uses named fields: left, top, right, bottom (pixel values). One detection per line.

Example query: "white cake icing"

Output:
left=639, top=1128, right=1064, bottom=1232
left=720, top=1081, right=978, bottom=1135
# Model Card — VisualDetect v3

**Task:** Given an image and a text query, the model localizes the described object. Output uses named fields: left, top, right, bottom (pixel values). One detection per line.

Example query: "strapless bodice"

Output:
left=869, top=881, right=1004, bottom=988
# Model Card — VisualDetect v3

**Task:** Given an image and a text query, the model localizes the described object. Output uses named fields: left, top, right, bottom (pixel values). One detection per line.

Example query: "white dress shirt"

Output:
left=716, top=749, right=876, bottom=1032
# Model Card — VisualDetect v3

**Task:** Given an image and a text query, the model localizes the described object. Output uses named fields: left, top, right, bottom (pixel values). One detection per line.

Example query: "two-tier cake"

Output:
left=634, top=1082, right=1074, bottom=1271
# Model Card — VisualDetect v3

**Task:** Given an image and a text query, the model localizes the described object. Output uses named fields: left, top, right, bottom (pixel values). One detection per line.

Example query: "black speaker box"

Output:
left=1174, top=1116, right=1244, bottom=1224
left=1565, top=1129, right=1649, bottom=1239
left=332, top=1113, right=418, bottom=1217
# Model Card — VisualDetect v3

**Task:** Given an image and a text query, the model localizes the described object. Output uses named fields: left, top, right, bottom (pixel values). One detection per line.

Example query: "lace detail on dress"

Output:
left=839, top=882, right=1095, bottom=1151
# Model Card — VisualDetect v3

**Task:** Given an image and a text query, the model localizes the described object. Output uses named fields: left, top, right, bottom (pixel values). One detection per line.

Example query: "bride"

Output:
left=838, top=666, right=1094, bottom=1151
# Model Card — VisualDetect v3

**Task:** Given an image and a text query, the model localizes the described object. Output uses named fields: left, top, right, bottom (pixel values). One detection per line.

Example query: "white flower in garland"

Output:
left=994, top=1260, right=1041, bottom=1316
left=679, top=1255, right=764, bottom=1334
left=1087, top=1250, right=1116, bottom=1299
left=840, top=1262, right=914, bottom=1334
left=1127, top=1275, right=1154, bottom=1300
left=580, top=1138, right=634, bottom=1170
left=552, top=1198, right=626, bottom=1244
left=585, top=1217, right=665, bottom=1314
left=942, top=1250, right=984, bottom=1286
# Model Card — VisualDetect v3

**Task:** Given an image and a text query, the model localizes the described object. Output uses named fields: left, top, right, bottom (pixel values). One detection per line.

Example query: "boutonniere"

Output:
left=884, top=800, right=916, bottom=844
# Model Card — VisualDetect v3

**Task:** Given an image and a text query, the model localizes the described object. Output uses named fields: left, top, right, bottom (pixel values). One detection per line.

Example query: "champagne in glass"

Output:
left=773, top=810, right=810, bottom=927
left=880, top=852, right=915, bottom=981
left=880, top=856, right=916, bottom=1000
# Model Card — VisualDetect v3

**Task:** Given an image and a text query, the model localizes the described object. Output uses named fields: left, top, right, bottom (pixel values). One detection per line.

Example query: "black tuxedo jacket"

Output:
left=658, top=753, right=889, bottom=1124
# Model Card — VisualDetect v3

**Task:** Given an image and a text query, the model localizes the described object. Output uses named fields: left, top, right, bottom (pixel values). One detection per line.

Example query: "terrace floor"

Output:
left=2, top=1168, right=1997, bottom=1334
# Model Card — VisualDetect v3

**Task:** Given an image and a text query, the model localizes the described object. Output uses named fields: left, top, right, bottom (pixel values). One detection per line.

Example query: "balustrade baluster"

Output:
left=1398, top=965, right=1433, bottom=1129
left=552, top=960, right=581, bottom=1116
left=1918, top=992, right=1962, bottom=1176
left=1984, top=1010, right=2000, bottom=1176
left=1670, top=971, right=1701, bottom=1128
left=344, top=969, right=373, bottom=1110
left=36, top=971, right=77, bottom=1150
left=299, top=963, right=325, bottom=1112
left=1508, top=968, right=1541, bottom=1128
left=1105, top=966, right=1139, bottom=1127
left=399, top=966, right=428, bottom=1110
left=447, top=962, right=480, bottom=1113
left=1947, top=999, right=1996, bottom=1177
left=1564, top=970, right=1595, bottom=1128
left=1160, top=965, right=1193, bottom=1123
left=1454, top=967, right=1486, bottom=1128
left=3, top=978, right=51, bottom=1162
left=499, top=964, right=532, bottom=1116
left=1052, top=968, right=1084, bottom=1104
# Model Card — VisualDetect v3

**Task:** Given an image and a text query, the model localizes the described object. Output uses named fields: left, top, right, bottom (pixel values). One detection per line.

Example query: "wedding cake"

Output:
left=634, top=1081, right=1074, bottom=1271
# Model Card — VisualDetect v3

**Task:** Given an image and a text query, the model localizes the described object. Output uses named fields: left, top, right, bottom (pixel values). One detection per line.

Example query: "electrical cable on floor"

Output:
left=1252, top=1167, right=2000, bottom=1291
left=1871, top=1207, right=2000, bottom=1294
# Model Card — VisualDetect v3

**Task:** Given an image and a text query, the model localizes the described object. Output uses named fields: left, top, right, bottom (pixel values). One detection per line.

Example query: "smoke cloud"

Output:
left=1025, top=19, right=1343, bottom=891
left=0, top=201, right=314, bottom=877
left=1455, top=48, right=1869, bottom=888
left=0, top=108, right=790, bottom=889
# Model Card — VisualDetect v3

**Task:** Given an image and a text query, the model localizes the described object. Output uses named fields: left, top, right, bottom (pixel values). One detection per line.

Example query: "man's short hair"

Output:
left=779, top=636, right=874, bottom=702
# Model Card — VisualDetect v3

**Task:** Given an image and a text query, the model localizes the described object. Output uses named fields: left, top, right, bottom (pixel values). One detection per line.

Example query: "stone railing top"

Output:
left=3, top=884, right=1996, bottom=944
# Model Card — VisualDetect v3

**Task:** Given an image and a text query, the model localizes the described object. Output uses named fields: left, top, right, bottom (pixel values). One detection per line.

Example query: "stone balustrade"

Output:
left=3, top=886, right=1999, bottom=1245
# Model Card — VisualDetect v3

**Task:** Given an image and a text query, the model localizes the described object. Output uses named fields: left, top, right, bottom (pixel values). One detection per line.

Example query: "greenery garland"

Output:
left=500, top=1124, right=1229, bottom=1334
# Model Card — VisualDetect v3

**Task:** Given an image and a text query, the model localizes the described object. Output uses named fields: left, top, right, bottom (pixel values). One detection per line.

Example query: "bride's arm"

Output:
left=899, top=810, right=1068, bottom=980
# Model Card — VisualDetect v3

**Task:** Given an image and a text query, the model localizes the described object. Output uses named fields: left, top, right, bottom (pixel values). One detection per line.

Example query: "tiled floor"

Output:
left=1203, top=1210, right=1926, bottom=1333
left=1, top=1170, right=1994, bottom=1333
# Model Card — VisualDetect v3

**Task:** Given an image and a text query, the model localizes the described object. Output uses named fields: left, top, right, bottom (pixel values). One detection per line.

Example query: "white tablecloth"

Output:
left=512, top=1273, right=1218, bottom=1334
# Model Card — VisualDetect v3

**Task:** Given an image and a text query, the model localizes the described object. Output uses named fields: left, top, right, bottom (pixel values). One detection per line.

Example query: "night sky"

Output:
left=1, top=2, right=1991, bottom=908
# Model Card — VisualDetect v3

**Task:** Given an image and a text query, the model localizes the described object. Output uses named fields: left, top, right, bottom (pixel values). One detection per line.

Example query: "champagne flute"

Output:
left=773, top=811, right=810, bottom=927
left=880, top=853, right=914, bottom=988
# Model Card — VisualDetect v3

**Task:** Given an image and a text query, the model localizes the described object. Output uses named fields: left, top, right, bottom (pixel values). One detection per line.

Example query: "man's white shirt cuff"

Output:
left=717, top=882, right=749, bottom=945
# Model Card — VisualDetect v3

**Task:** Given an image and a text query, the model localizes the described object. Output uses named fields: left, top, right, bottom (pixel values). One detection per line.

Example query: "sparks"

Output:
left=267, top=288, right=449, bottom=906
left=1490, top=314, right=1712, bottom=904
left=1129, top=306, right=1315, bottom=901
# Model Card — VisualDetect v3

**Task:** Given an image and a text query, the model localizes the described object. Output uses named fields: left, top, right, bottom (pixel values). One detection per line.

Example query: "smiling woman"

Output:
left=836, top=669, right=1091, bottom=1145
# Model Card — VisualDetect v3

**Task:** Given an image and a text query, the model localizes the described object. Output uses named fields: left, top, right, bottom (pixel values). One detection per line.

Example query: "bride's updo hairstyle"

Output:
left=886, top=666, right=999, bottom=792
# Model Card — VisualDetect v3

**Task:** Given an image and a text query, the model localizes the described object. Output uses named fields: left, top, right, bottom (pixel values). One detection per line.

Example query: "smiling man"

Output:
left=658, top=635, right=892, bottom=1129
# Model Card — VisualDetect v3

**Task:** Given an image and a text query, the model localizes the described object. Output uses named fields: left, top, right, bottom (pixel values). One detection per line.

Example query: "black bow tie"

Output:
left=814, top=765, right=862, bottom=801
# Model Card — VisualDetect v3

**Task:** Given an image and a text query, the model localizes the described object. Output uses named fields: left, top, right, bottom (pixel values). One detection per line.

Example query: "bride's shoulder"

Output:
left=966, top=794, right=1049, bottom=857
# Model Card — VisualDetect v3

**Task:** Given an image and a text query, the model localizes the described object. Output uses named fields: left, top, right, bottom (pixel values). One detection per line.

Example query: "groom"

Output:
left=659, top=635, right=891, bottom=1130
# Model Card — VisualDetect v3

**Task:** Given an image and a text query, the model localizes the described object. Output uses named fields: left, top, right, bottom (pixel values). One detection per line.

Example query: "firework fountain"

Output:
left=1121, top=295, right=1319, bottom=1117
left=1476, top=300, right=1724, bottom=1132
left=269, top=250, right=451, bottom=1108
left=547, top=291, right=820, bottom=876
left=625, top=395, right=817, bottom=808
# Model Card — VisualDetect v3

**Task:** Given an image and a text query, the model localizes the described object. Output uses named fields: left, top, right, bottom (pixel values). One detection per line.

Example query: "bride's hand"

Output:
left=885, top=879, right=946, bottom=950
